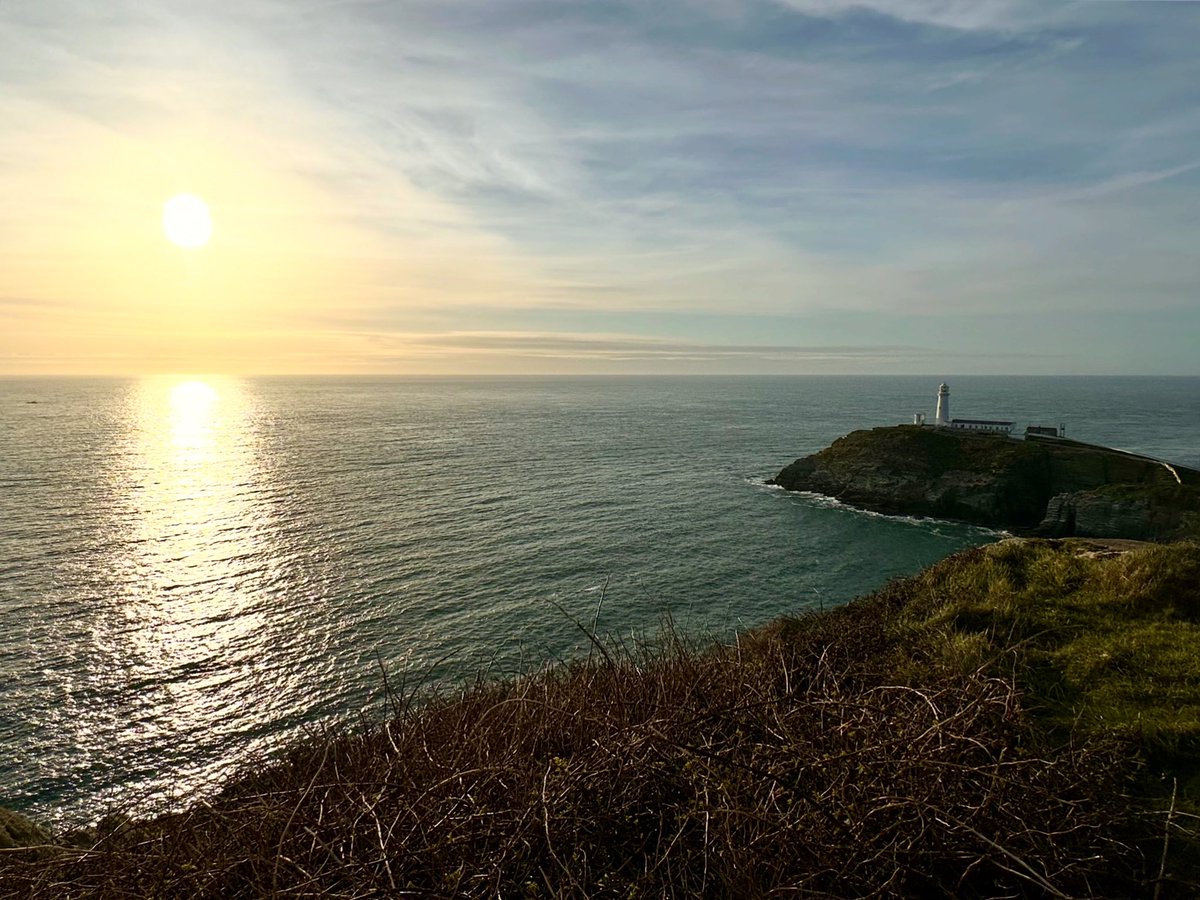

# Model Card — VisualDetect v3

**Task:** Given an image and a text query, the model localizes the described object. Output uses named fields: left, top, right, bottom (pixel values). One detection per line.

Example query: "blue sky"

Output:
left=1, top=0, right=1198, bottom=373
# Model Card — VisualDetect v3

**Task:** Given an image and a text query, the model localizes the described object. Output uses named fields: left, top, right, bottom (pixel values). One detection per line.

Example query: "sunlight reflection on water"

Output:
left=54, top=376, right=298, bottom=810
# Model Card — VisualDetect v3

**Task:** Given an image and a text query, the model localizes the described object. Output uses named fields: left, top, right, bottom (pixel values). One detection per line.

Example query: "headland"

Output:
left=770, top=423, right=1200, bottom=540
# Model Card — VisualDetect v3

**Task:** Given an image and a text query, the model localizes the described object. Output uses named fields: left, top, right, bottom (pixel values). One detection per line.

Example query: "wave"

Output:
left=747, top=476, right=1006, bottom=537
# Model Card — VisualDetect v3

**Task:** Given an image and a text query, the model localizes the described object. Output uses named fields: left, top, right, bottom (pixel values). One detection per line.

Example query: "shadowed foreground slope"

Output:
left=5, top=540, right=1200, bottom=897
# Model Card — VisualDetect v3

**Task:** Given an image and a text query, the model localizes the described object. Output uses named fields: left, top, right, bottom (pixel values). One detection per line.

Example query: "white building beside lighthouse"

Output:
left=931, top=381, right=1015, bottom=435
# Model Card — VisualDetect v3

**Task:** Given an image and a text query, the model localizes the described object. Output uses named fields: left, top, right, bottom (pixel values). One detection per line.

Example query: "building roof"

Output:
left=951, top=418, right=1015, bottom=426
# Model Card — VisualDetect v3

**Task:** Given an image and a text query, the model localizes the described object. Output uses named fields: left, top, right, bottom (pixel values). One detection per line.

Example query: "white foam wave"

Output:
left=748, top=477, right=1005, bottom=536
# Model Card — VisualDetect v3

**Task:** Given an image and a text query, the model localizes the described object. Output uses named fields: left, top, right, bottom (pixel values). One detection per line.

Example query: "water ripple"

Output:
left=2, top=374, right=1197, bottom=824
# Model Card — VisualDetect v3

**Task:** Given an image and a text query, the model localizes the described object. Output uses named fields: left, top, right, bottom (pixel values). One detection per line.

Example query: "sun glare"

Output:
left=163, top=193, right=213, bottom=249
left=169, top=379, right=219, bottom=447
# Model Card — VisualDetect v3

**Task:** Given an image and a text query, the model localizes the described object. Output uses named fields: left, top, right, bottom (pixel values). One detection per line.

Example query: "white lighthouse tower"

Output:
left=935, top=382, right=950, bottom=427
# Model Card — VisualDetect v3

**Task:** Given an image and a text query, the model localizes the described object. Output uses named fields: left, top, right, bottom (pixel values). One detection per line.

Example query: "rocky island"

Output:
left=770, top=424, right=1200, bottom=539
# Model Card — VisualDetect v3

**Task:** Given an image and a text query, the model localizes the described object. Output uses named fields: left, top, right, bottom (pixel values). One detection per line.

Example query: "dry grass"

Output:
left=0, top=584, right=1148, bottom=899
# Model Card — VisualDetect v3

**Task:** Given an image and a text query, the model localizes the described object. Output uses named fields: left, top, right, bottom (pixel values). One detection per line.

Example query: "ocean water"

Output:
left=1, top=375, right=1197, bottom=824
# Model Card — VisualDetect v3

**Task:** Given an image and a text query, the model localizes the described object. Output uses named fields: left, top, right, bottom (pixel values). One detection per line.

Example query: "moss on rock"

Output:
left=0, top=808, right=50, bottom=850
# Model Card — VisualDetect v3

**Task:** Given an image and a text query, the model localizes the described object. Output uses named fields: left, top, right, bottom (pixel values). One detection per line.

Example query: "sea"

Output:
left=2, top=375, right=1198, bottom=825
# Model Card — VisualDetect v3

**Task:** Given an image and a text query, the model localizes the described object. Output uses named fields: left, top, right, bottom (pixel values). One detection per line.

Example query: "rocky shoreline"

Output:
left=770, top=425, right=1200, bottom=540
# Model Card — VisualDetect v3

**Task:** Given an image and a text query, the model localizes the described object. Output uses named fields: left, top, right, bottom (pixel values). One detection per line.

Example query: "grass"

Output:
left=824, top=425, right=1019, bottom=477
left=894, top=538, right=1200, bottom=894
left=899, top=539, right=1200, bottom=752
left=4, top=540, right=1200, bottom=897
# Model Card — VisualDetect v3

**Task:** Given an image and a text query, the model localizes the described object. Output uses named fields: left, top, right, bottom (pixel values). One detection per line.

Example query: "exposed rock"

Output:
left=1039, top=484, right=1200, bottom=540
left=0, top=807, right=50, bottom=849
left=770, top=426, right=1200, bottom=538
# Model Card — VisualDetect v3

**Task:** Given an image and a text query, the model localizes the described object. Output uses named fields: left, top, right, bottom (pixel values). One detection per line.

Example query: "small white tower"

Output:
left=935, top=382, right=950, bottom=427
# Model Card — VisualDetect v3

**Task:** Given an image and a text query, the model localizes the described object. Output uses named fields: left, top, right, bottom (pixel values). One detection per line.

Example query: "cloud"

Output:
left=350, top=330, right=1050, bottom=365
left=773, top=0, right=1053, bottom=32
left=417, top=331, right=919, bottom=359
left=1, top=0, right=1198, bottom=373
left=1036, top=159, right=1200, bottom=203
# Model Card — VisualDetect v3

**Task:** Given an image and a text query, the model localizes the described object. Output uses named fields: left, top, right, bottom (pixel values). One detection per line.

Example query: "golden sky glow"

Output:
left=0, top=103, right=544, bottom=375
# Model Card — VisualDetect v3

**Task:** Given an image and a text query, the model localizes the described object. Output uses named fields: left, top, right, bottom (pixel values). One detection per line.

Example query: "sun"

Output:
left=163, top=193, right=213, bottom=249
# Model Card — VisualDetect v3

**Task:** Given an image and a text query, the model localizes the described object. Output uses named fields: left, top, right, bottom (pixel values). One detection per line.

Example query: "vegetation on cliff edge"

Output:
left=3, top=540, right=1199, bottom=897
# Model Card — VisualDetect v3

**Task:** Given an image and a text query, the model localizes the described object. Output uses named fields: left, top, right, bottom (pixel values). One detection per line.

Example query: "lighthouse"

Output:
left=935, top=382, right=950, bottom=427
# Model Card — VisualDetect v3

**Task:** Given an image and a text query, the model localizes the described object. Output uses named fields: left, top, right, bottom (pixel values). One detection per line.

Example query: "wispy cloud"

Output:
left=1037, top=159, right=1200, bottom=202
left=409, top=331, right=927, bottom=360
left=326, top=329, right=1052, bottom=375
left=775, top=0, right=1055, bottom=33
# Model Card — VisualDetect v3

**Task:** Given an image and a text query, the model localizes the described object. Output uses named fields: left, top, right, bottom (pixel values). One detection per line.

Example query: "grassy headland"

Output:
left=3, top=539, right=1200, bottom=897
left=770, top=425, right=1200, bottom=538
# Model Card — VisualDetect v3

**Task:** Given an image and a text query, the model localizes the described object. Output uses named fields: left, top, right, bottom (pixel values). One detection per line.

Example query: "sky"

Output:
left=2, top=0, right=1198, bottom=375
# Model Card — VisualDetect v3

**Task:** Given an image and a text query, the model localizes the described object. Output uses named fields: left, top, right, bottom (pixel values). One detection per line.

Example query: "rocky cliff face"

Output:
left=1039, top=485, right=1200, bottom=541
left=769, top=426, right=1199, bottom=538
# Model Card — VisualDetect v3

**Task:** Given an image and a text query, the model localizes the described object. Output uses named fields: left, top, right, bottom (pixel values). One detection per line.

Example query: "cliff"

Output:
left=1040, top=482, right=1200, bottom=541
left=5, top=539, right=1200, bottom=896
left=769, top=425, right=1200, bottom=538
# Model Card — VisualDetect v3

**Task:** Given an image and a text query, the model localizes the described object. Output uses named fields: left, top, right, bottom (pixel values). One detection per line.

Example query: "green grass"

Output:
left=823, top=425, right=1023, bottom=476
left=899, top=539, right=1200, bottom=751
left=895, top=538, right=1200, bottom=890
